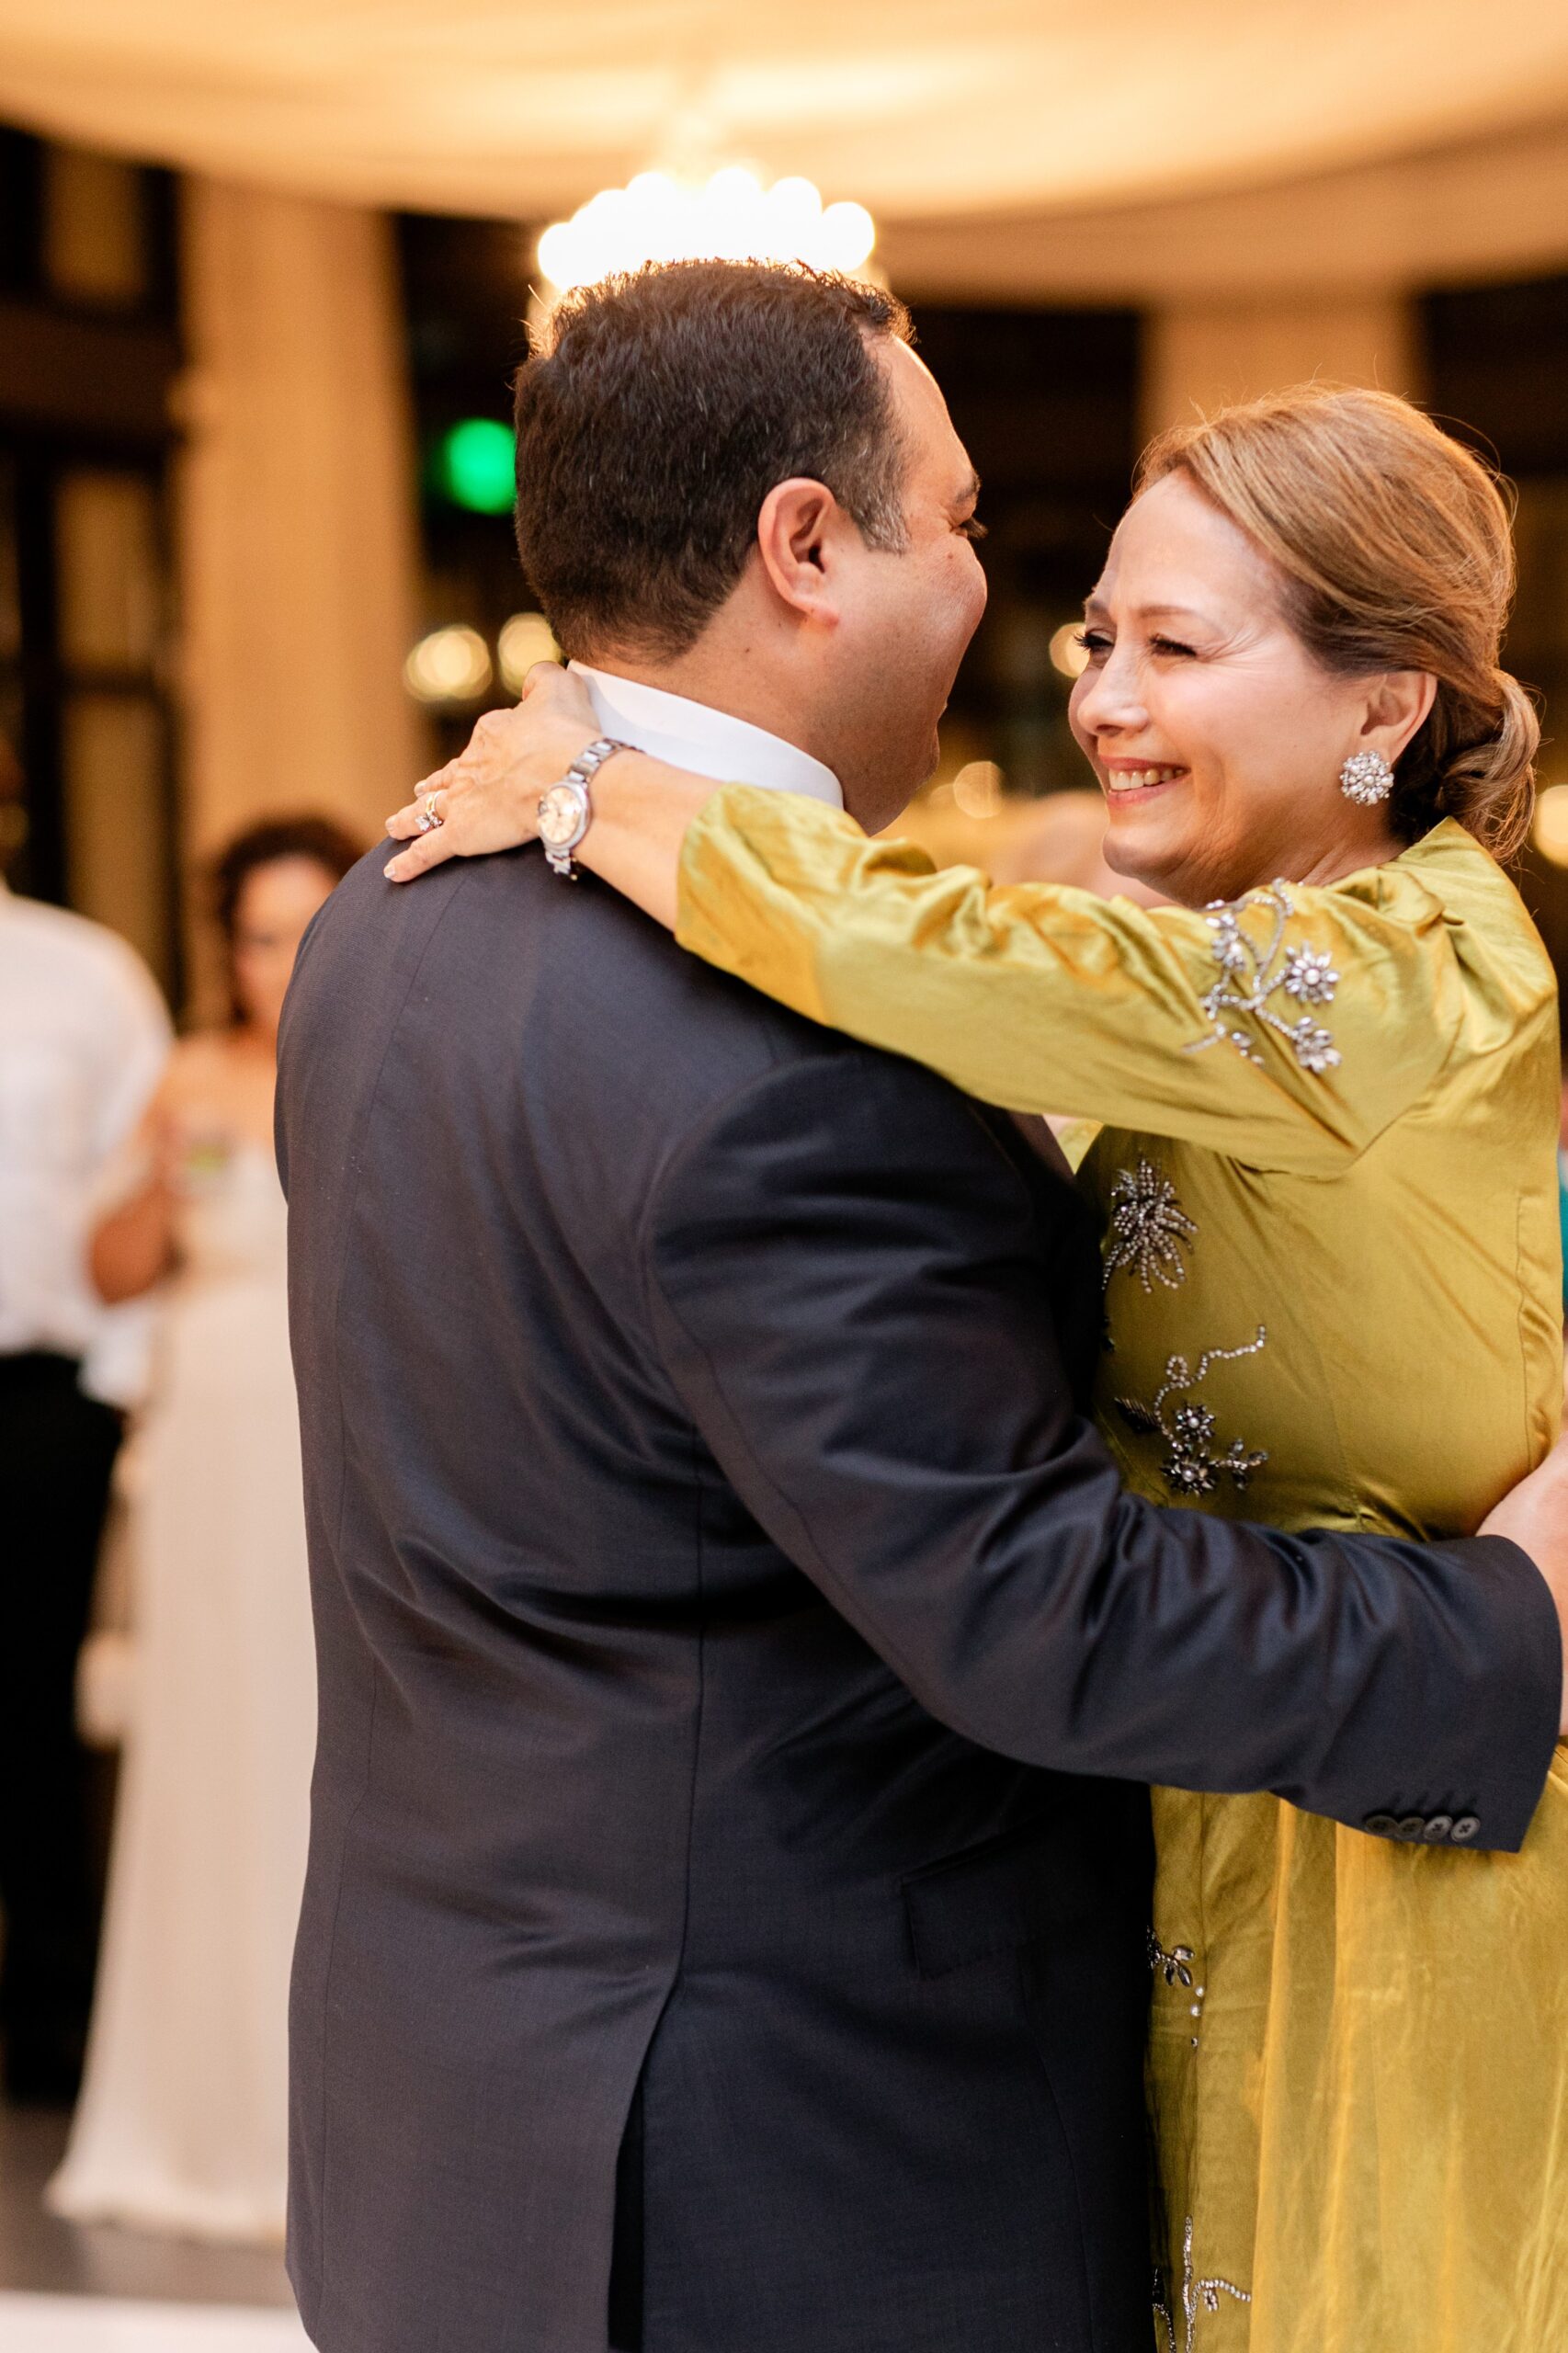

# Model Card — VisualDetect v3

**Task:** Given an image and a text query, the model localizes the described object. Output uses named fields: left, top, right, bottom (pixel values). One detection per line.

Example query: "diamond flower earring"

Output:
left=1340, top=750, right=1394, bottom=806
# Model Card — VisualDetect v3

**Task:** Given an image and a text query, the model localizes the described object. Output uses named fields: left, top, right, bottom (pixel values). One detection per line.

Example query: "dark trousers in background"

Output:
left=0, top=1351, right=120, bottom=2101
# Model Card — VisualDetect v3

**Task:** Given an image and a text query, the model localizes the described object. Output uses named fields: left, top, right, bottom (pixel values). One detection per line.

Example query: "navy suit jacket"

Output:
left=277, top=844, right=1559, bottom=2353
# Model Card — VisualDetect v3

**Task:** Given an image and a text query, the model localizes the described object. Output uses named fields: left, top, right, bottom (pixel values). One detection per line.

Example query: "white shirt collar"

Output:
left=570, top=663, right=842, bottom=808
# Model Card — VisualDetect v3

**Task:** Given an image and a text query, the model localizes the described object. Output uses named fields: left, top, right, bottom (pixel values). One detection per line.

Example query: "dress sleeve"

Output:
left=676, top=785, right=1465, bottom=1175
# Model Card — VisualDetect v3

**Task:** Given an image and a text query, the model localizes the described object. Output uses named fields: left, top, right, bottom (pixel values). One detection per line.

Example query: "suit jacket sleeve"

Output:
left=643, top=1048, right=1561, bottom=1851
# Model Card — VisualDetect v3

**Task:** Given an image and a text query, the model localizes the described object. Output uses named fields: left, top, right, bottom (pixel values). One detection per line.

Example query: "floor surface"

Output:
left=0, top=2293, right=311, bottom=2348
left=0, top=2103, right=302, bottom=2347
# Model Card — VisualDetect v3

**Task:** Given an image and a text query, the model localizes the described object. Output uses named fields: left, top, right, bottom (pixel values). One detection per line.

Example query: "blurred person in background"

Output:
left=49, top=815, right=358, bottom=2244
left=0, top=737, right=170, bottom=2105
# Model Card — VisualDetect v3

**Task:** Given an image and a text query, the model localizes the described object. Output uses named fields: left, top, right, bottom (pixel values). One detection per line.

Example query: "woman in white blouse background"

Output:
left=49, top=815, right=357, bottom=2245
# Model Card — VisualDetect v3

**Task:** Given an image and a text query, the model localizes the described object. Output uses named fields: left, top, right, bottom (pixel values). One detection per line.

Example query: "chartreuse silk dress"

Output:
left=674, top=789, right=1568, bottom=2353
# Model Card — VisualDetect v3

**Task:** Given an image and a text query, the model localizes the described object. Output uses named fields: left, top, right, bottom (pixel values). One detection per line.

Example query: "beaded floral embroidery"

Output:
left=1147, top=1929, right=1195, bottom=1988
left=1149, top=1929, right=1209, bottom=2044
left=1102, top=1160, right=1197, bottom=1293
left=1115, top=1329, right=1269, bottom=1495
left=1188, top=883, right=1341, bottom=1073
left=1153, top=2219, right=1254, bottom=2353
left=1099, top=1164, right=1268, bottom=1495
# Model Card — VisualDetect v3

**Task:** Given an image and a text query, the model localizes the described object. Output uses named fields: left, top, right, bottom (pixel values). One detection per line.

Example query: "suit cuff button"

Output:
left=1420, top=1814, right=1452, bottom=1843
left=1364, top=1813, right=1399, bottom=1837
left=1449, top=1814, right=1480, bottom=1843
left=1394, top=1814, right=1426, bottom=1842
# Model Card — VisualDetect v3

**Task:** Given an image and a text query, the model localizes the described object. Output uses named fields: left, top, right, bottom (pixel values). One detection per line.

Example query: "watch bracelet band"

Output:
left=541, top=736, right=632, bottom=876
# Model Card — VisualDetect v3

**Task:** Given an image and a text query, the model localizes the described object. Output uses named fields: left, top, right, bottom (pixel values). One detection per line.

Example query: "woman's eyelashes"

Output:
left=957, top=515, right=988, bottom=541
left=1074, top=628, right=1198, bottom=662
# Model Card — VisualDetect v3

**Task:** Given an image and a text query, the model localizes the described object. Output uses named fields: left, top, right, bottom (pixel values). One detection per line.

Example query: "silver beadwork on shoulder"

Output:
left=1103, top=1161, right=1197, bottom=1293
left=1188, top=883, right=1341, bottom=1074
left=1116, top=1328, right=1269, bottom=1496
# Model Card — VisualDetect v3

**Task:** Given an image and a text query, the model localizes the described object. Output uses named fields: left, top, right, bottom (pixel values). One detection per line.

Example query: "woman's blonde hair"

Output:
left=1136, top=384, right=1538, bottom=859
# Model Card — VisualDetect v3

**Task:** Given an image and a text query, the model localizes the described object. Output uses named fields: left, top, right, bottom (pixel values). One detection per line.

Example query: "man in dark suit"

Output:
left=277, top=263, right=1568, bottom=2353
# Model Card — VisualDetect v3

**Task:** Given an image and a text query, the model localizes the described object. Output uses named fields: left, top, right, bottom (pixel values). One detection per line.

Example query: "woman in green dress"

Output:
left=385, top=385, right=1568, bottom=2352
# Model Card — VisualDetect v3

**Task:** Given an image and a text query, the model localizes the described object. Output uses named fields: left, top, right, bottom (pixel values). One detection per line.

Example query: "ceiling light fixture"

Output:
left=536, top=169, right=876, bottom=298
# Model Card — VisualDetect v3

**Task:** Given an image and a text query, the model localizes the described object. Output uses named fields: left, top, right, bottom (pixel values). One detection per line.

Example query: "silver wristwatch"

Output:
left=537, top=737, right=631, bottom=878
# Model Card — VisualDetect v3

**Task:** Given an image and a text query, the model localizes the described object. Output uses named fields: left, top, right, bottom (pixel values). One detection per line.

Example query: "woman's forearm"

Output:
left=572, top=753, right=717, bottom=931
left=91, top=1175, right=176, bottom=1302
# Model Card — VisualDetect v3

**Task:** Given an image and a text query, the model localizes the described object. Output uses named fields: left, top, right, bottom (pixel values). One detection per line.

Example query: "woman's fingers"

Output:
left=384, top=815, right=462, bottom=881
left=518, top=658, right=592, bottom=717
left=386, top=760, right=465, bottom=838
left=385, top=797, right=443, bottom=842
left=383, top=767, right=481, bottom=879
left=381, top=660, right=600, bottom=884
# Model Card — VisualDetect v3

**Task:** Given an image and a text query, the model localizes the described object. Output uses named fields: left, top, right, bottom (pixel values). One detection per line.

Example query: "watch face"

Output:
left=538, top=783, right=583, bottom=848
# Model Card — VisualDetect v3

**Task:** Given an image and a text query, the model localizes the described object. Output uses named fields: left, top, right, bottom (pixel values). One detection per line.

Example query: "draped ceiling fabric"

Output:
left=3, top=2, right=1568, bottom=262
left=883, top=114, right=1568, bottom=303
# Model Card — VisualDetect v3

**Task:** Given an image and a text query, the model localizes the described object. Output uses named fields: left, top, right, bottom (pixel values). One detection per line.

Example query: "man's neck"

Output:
left=582, top=636, right=839, bottom=779
left=572, top=658, right=843, bottom=808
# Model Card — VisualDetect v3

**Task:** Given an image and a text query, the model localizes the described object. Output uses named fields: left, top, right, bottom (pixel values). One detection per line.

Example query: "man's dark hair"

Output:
left=512, top=260, right=914, bottom=660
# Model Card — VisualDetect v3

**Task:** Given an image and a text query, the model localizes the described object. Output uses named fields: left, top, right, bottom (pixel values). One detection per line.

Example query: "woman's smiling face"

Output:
left=1068, top=470, right=1409, bottom=907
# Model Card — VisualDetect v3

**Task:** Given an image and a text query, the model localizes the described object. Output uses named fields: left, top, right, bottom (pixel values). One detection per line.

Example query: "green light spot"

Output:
left=437, top=418, right=515, bottom=514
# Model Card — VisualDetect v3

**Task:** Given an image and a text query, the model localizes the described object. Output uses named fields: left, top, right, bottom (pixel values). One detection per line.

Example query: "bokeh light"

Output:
left=403, top=624, right=493, bottom=704
left=536, top=170, right=877, bottom=295
left=435, top=418, right=515, bottom=515
left=497, top=611, right=561, bottom=693
left=951, top=760, right=1005, bottom=819
left=1534, top=781, right=1568, bottom=865
left=1049, top=621, right=1091, bottom=678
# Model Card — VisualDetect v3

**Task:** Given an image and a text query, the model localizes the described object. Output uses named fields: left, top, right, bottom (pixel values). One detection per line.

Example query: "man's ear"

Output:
left=755, top=477, right=848, bottom=625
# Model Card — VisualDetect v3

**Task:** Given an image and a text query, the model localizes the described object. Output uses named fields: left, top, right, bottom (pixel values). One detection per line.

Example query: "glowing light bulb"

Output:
left=536, top=221, right=574, bottom=289
left=534, top=170, right=876, bottom=296
left=816, top=199, right=876, bottom=271
left=627, top=172, right=684, bottom=264
left=767, top=176, right=823, bottom=238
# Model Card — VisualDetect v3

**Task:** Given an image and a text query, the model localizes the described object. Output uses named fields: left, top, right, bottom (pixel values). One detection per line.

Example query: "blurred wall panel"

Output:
left=61, top=690, right=169, bottom=973
left=43, top=146, right=150, bottom=308
left=1142, top=292, right=1418, bottom=440
left=177, top=180, right=426, bottom=873
left=56, top=470, right=162, bottom=670
left=52, top=462, right=176, bottom=987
